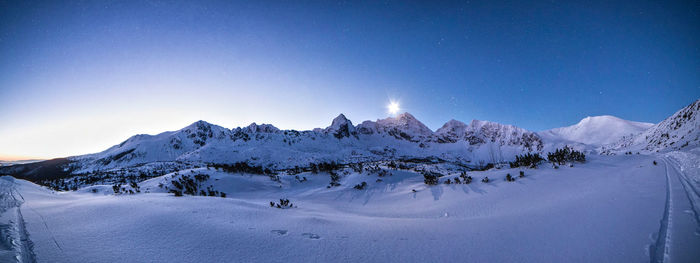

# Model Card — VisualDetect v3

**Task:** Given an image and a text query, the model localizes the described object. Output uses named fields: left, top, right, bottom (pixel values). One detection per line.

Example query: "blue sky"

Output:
left=0, top=0, right=698, bottom=159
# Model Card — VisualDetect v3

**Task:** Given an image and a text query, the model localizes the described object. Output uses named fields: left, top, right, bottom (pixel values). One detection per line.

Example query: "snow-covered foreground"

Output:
left=4, top=154, right=700, bottom=262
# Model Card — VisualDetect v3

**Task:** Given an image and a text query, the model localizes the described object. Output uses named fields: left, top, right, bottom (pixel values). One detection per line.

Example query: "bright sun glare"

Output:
left=387, top=101, right=400, bottom=115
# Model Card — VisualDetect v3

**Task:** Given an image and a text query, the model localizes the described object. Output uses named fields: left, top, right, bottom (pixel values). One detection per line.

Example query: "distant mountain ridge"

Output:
left=3, top=98, right=699, bottom=182
left=538, top=115, right=654, bottom=146
left=29, top=112, right=546, bottom=175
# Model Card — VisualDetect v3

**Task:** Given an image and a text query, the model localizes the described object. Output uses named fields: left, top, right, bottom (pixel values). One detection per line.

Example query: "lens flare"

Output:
left=387, top=101, right=400, bottom=115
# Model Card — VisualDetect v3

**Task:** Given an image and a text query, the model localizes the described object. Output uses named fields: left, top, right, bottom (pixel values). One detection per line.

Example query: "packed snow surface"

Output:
left=6, top=153, right=700, bottom=262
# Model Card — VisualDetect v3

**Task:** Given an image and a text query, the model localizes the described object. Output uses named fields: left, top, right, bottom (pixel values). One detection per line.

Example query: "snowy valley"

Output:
left=1, top=99, right=700, bottom=262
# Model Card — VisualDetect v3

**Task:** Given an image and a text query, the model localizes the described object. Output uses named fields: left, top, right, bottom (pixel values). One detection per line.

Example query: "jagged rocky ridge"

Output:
left=48, top=113, right=545, bottom=175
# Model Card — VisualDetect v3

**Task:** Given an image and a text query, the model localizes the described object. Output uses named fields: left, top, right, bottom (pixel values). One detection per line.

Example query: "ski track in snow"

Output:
left=26, top=207, right=63, bottom=254
left=651, top=159, right=673, bottom=263
left=666, top=157, right=700, bottom=227
left=651, top=157, right=700, bottom=263
left=0, top=177, right=37, bottom=263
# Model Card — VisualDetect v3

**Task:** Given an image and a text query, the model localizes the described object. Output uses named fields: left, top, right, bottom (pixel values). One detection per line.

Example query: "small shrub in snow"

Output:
left=209, top=162, right=269, bottom=175
left=269, top=174, right=281, bottom=183
left=349, top=163, right=364, bottom=173
left=482, top=177, right=489, bottom=183
left=194, top=173, right=209, bottom=182
left=519, top=171, right=525, bottom=177
left=444, top=178, right=452, bottom=184
left=310, top=161, right=341, bottom=174
left=112, top=183, right=121, bottom=194
left=129, top=181, right=140, bottom=193
left=377, top=170, right=390, bottom=177
left=510, top=153, right=544, bottom=168
left=271, top=199, right=293, bottom=209
left=422, top=172, right=440, bottom=185
left=506, top=174, right=514, bottom=182
left=653, top=161, right=658, bottom=165
left=169, top=175, right=224, bottom=197
left=458, top=172, right=473, bottom=184
left=327, top=171, right=341, bottom=188
left=454, top=177, right=461, bottom=184
left=294, top=175, right=308, bottom=182
left=547, top=146, right=586, bottom=165
left=354, top=181, right=368, bottom=190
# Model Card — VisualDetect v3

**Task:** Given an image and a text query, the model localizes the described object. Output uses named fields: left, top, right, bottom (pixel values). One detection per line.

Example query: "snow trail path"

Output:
left=0, top=176, right=36, bottom=263
left=653, top=157, right=700, bottom=263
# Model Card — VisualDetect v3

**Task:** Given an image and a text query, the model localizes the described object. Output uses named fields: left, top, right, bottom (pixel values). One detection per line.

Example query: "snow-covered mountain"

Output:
left=357, top=113, right=433, bottom=142
left=538, top=115, right=654, bottom=146
left=9, top=113, right=547, bottom=177
left=5, top=99, right=698, bottom=183
left=323, top=114, right=357, bottom=139
left=4, top=104, right=700, bottom=263
left=601, top=99, right=700, bottom=154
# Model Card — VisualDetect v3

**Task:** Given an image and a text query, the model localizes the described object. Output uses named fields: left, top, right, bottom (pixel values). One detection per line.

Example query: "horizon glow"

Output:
left=1, top=1, right=698, bottom=160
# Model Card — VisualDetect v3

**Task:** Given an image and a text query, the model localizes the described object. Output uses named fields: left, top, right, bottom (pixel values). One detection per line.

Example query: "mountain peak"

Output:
left=185, top=120, right=213, bottom=129
left=378, top=112, right=430, bottom=130
left=396, top=112, right=417, bottom=120
left=578, top=115, right=625, bottom=124
left=244, top=123, right=280, bottom=133
left=325, top=113, right=356, bottom=139
left=468, top=119, right=504, bottom=129
left=330, top=113, right=350, bottom=126
left=372, top=112, right=433, bottom=141
left=436, top=119, right=467, bottom=133
left=540, top=115, right=653, bottom=146
left=434, top=119, right=468, bottom=143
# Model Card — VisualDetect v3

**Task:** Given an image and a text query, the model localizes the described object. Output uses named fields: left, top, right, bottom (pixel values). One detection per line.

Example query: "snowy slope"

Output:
left=601, top=99, right=700, bottom=154
left=11, top=154, right=700, bottom=262
left=538, top=115, right=653, bottom=146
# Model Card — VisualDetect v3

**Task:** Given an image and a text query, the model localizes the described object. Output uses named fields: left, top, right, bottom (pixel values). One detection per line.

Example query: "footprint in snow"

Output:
left=271, top=230, right=288, bottom=236
left=302, top=233, right=321, bottom=239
